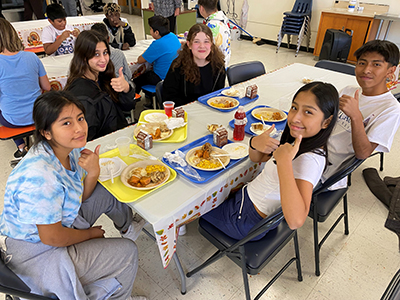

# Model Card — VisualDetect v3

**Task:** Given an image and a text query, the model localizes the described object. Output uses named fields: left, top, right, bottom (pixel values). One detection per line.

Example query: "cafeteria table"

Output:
left=86, top=63, right=358, bottom=293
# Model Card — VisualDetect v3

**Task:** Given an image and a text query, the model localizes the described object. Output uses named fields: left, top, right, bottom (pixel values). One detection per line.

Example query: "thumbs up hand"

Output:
left=111, top=67, right=130, bottom=93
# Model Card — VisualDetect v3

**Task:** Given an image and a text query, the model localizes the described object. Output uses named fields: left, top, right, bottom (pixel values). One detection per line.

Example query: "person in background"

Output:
left=149, top=0, right=180, bottom=34
left=42, top=3, right=79, bottom=56
left=0, top=91, right=147, bottom=300
left=64, top=30, right=137, bottom=141
left=163, top=23, right=225, bottom=107
left=23, top=0, right=45, bottom=20
left=0, top=2, right=5, bottom=19
left=0, top=18, right=51, bottom=160
left=198, top=0, right=231, bottom=67
left=133, top=15, right=180, bottom=97
left=202, top=82, right=339, bottom=240
left=322, top=40, right=400, bottom=189
left=103, top=3, right=136, bottom=50
left=91, top=22, right=133, bottom=84
left=60, top=0, right=77, bottom=16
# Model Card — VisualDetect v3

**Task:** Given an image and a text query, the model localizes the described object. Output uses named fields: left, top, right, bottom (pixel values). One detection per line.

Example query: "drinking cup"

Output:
left=163, top=101, right=175, bottom=117
left=116, top=136, right=131, bottom=157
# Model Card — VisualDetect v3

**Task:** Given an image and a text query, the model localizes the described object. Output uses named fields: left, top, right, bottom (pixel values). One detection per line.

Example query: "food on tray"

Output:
left=222, top=143, right=249, bottom=160
left=251, top=123, right=264, bottom=131
left=221, top=88, right=240, bottom=97
left=245, top=84, right=258, bottom=99
left=250, top=123, right=277, bottom=136
left=252, top=107, right=287, bottom=122
left=134, top=122, right=173, bottom=141
left=207, top=124, right=222, bottom=133
left=302, top=77, right=313, bottom=84
left=136, top=130, right=153, bottom=150
left=144, top=112, right=168, bottom=123
left=127, top=164, right=167, bottom=188
left=186, top=143, right=230, bottom=170
left=213, top=127, right=228, bottom=147
left=207, top=97, right=239, bottom=109
left=172, top=107, right=185, bottom=118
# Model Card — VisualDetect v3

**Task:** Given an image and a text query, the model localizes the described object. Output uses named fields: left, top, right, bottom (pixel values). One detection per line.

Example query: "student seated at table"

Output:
left=322, top=40, right=400, bottom=189
left=91, top=22, right=133, bottom=84
left=42, top=4, right=79, bottom=56
left=0, top=91, right=147, bottom=300
left=64, top=30, right=138, bottom=141
left=0, top=18, right=51, bottom=159
left=198, top=0, right=231, bottom=67
left=132, top=15, right=181, bottom=96
left=201, top=82, right=339, bottom=240
left=163, top=23, right=226, bottom=107
left=103, top=3, right=136, bottom=51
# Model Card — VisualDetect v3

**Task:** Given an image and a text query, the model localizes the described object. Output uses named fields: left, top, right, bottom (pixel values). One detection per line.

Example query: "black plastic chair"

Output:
left=381, top=269, right=400, bottom=300
left=155, top=80, right=164, bottom=109
left=186, top=209, right=302, bottom=300
left=226, top=61, right=266, bottom=86
left=314, top=60, right=384, bottom=171
left=309, top=156, right=365, bottom=276
left=315, top=60, right=355, bottom=76
left=0, top=257, right=55, bottom=300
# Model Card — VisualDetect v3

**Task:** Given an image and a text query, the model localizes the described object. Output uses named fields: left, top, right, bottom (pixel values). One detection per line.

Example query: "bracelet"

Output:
left=249, top=136, right=256, bottom=150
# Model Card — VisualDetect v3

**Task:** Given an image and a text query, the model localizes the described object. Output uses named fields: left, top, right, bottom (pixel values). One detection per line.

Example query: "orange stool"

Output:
left=0, top=124, right=35, bottom=147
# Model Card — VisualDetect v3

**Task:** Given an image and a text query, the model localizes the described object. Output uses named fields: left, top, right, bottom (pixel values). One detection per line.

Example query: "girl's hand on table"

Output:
left=79, top=145, right=100, bottom=176
left=111, top=67, right=130, bottom=93
left=90, top=225, right=105, bottom=239
left=273, top=135, right=302, bottom=163
left=252, top=125, right=280, bottom=154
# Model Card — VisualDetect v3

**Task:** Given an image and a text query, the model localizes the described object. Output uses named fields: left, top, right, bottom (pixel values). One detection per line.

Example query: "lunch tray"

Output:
left=162, top=134, right=247, bottom=184
left=198, top=87, right=259, bottom=112
left=99, top=144, right=177, bottom=203
left=229, top=105, right=288, bottom=136
left=135, top=109, right=188, bottom=143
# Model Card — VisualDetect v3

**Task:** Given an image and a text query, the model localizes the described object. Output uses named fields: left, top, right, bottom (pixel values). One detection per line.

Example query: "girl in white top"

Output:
left=202, top=82, right=339, bottom=240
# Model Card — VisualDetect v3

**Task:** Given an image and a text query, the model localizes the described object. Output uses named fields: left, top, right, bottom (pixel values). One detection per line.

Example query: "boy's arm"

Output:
left=43, top=30, right=71, bottom=55
left=340, top=90, right=378, bottom=159
left=136, top=54, right=147, bottom=64
left=123, top=23, right=136, bottom=47
left=39, top=75, right=51, bottom=92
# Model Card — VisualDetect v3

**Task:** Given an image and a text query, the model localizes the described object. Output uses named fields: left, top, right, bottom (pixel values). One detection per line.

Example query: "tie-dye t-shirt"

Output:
left=0, top=142, right=86, bottom=243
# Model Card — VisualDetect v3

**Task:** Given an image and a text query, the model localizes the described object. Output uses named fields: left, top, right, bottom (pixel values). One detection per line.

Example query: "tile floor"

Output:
left=1, top=12, right=400, bottom=300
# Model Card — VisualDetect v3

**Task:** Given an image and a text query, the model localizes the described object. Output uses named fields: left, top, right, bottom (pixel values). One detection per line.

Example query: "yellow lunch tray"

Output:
left=99, top=144, right=176, bottom=203
left=134, top=109, right=188, bottom=143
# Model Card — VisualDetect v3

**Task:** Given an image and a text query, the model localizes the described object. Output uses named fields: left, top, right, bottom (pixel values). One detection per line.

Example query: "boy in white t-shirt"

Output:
left=42, top=4, right=79, bottom=56
left=323, top=40, right=400, bottom=187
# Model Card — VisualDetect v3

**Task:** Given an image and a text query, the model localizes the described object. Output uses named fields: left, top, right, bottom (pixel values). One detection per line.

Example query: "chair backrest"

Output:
left=0, top=258, right=54, bottom=300
left=291, top=0, right=312, bottom=14
left=314, top=60, right=355, bottom=76
left=156, top=80, right=164, bottom=109
left=313, top=156, right=365, bottom=196
left=394, top=92, right=400, bottom=102
left=226, top=61, right=266, bottom=86
left=381, top=269, right=400, bottom=300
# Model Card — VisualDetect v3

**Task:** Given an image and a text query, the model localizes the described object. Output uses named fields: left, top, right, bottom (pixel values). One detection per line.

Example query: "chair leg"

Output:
left=287, top=34, right=291, bottom=48
left=276, top=31, right=283, bottom=53
left=380, top=152, right=384, bottom=171
left=239, top=245, right=251, bottom=300
left=186, top=250, right=225, bottom=277
left=293, top=231, right=303, bottom=281
left=312, top=204, right=320, bottom=276
left=343, top=194, right=349, bottom=235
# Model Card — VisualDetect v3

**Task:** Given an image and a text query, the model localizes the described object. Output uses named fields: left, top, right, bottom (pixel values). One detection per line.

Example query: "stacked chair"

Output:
left=276, top=0, right=312, bottom=57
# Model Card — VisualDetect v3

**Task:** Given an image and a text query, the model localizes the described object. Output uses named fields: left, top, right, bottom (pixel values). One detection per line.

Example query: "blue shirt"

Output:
left=142, top=33, right=181, bottom=79
left=0, top=51, right=46, bottom=125
left=0, top=142, right=86, bottom=243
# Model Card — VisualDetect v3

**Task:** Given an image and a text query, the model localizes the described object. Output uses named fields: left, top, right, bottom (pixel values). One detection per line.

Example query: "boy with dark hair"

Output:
left=91, top=23, right=133, bottom=84
left=103, top=3, right=136, bottom=50
left=133, top=15, right=180, bottom=96
left=323, top=40, right=400, bottom=188
left=198, top=0, right=231, bottom=67
left=42, top=3, right=79, bottom=56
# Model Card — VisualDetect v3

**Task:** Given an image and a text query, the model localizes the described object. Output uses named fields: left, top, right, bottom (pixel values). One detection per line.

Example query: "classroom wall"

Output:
left=220, top=0, right=400, bottom=49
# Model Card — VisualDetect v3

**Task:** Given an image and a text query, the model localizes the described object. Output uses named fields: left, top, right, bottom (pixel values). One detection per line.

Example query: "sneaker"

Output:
left=128, top=296, right=148, bottom=300
left=121, top=218, right=146, bottom=242
left=13, top=146, right=28, bottom=160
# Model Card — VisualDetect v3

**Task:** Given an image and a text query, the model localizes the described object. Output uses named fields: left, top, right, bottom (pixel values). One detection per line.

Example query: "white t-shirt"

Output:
left=247, top=152, right=325, bottom=216
left=42, top=24, right=76, bottom=56
left=323, top=86, right=400, bottom=188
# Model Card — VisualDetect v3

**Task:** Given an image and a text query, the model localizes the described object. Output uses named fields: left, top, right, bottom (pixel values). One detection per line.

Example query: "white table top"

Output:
left=86, top=63, right=358, bottom=224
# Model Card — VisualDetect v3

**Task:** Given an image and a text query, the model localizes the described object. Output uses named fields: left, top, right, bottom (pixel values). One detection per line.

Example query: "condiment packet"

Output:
left=163, top=150, right=204, bottom=181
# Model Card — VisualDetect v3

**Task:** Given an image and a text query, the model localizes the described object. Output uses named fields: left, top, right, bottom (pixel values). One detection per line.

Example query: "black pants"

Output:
left=167, top=14, right=176, bottom=34
left=132, top=70, right=161, bottom=95
left=23, top=0, right=45, bottom=20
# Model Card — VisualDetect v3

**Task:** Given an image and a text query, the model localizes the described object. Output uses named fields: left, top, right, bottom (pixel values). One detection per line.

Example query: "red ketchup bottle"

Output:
left=233, top=106, right=247, bottom=141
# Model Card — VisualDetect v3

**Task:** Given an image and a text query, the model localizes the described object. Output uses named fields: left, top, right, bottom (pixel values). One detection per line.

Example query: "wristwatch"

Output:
left=249, top=136, right=256, bottom=150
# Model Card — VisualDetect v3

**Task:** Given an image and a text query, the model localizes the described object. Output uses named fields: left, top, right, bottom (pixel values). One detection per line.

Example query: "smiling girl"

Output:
left=201, top=82, right=339, bottom=240
left=163, top=23, right=226, bottom=107
left=0, top=91, right=146, bottom=300
left=65, top=30, right=137, bottom=141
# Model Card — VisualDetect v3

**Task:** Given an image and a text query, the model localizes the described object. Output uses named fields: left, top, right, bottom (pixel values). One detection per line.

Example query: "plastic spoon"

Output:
left=108, top=164, right=114, bottom=183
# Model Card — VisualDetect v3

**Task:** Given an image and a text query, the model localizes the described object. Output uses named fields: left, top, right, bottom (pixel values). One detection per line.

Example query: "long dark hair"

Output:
left=0, top=18, right=23, bottom=52
left=33, top=91, right=86, bottom=147
left=171, top=23, right=225, bottom=85
left=280, top=81, right=339, bottom=165
left=64, top=30, right=118, bottom=102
